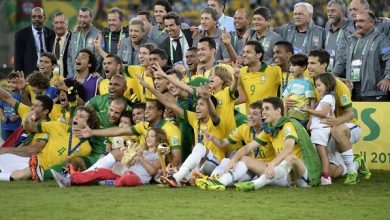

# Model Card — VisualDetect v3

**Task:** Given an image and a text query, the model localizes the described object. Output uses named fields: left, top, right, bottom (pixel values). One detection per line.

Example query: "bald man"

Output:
left=14, top=7, right=55, bottom=76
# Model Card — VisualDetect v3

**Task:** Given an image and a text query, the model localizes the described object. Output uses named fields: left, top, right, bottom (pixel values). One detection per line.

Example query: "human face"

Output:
left=39, top=56, right=54, bottom=75
left=247, top=107, right=262, bottom=128
left=207, top=0, right=223, bottom=17
left=146, top=129, right=157, bottom=148
left=348, top=0, right=366, bottom=21
left=31, top=8, right=44, bottom=30
left=72, top=109, right=89, bottom=130
left=108, top=76, right=126, bottom=99
left=144, top=101, right=161, bottom=123
left=307, top=56, right=327, bottom=78
left=132, top=108, right=145, bottom=124
left=150, top=54, right=166, bottom=67
left=154, top=5, right=167, bottom=24
left=103, top=57, right=120, bottom=79
left=138, top=47, right=151, bottom=67
left=31, top=100, right=46, bottom=120
left=209, top=73, right=223, bottom=91
left=119, top=116, right=131, bottom=128
left=234, top=9, right=249, bottom=31
left=78, top=10, right=92, bottom=29
left=137, top=15, right=152, bottom=33
left=201, top=13, right=217, bottom=32
left=185, top=50, right=199, bottom=72
left=52, top=14, right=68, bottom=36
left=315, top=78, right=327, bottom=97
left=327, top=4, right=343, bottom=25
left=167, top=74, right=182, bottom=97
left=252, top=14, right=269, bottom=33
left=107, top=12, right=122, bottom=32
left=262, top=102, right=280, bottom=125
left=273, top=45, right=291, bottom=68
left=75, top=52, right=90, bottom=72
left=355, top=12, right=375, bottom=36
left=197, top=41, right=214, bottom=64
left=195, top=98, right=209, bottom=121
left=58, top=91, right=69, bottom=108
left=108, top=102, right=126, bottom=125
left=164, top=18, right=180, bottom=38
left=289, top=65, right=305, bottom=77
left=293, top=5, right=311, bottom=27
left=153, top=75, right=168, bottom=93
left=8, top=78, right=19, bottom=92
left=129, top=24, right=145, bottom=44
left=243, top=45, right=261, bottom=67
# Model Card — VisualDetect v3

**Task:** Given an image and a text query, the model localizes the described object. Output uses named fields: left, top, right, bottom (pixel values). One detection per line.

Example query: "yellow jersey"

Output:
left=184, top=110, right=226, bottom=162
left=255, top=122, right=302, bottom=159
left=49, top=104, right=70, bottom=124
left=227, top=123, right=275, bottom=162
left=98, top=76, right=141, bottom=102
left=240, top=64, right=282, bottom=112
left=37, top=121, right=92, bottom=169
left=124, top=65, right=155, bottom=102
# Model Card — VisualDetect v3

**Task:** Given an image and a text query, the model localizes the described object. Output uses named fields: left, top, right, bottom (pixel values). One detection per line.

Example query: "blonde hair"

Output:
left=209, top=65, right=232, bottom=88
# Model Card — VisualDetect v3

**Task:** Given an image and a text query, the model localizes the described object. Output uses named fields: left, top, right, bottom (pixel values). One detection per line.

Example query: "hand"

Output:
left=285, top=96, right=298, bottom=109
left=221, top=28, right=231, bottom=45
left=55, top=78, right=68, bottom=91
left=197, top=85, right=210, bottom=99
left=191, top=27, right=201, bottom=40
left=136, top=149, right=144, bottom=160
left=73, top=123, right=92, bottom=138
left=232, top=60, right=241, bottom=78
left=203, top=132, right=213, bottom=141
left=25, top=111, right=37, bottom=122
left=306, top=119, right=312, bottom=131
left=299, top=105, right=310, bottom=113
left=223, top=160, right=236, bottom=174
left=264, top=164, right=275, bottom=179
left=173, top=63, right=186, bottom=75
left=321, top=116, right=340, bottom=127
left=152, top=63, right=168, bottom=78
left=93, top=34, right=102, bottom=50
left=166, top=163, right=178, bottom=175
left=377, top=79, right=390, bottom=92
left=136, top=74, right=149, bottom=88
left=9, top=115, right=20, bottom=122
left=16, top=71, right=27, bottom=90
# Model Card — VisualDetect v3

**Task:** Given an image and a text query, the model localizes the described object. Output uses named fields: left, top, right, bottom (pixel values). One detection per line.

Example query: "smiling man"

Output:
left=100, top=8, right=128, bottom=55
left=51, top=12, right=71, bottom=77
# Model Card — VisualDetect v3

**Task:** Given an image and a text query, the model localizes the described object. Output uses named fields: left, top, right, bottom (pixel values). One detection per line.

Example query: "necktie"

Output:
left=55, top=37, right=61, bottom=59
left=173, top=38, right=183, bottom=63
left=37, top=30, right=44, bottom=53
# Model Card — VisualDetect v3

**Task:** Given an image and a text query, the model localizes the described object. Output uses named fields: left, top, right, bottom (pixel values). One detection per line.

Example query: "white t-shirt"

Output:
left=128, top=150, right=158, bottom=184
left=310, top=94, right=336, bottom=130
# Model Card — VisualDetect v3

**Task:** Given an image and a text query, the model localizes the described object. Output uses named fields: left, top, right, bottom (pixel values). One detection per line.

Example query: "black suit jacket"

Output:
left=60, top=32, right=72, bottom=78
left=14, top=26, right=55, bottom=76
left=159, top=29, right=194, bottom=66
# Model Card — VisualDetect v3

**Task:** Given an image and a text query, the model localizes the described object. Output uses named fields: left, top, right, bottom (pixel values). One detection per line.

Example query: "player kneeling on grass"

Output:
left=208, top=97, right=321, bottom=191
left=159, top=86, right=227, bottom=187
left=51, top=128, right=165, bottom=187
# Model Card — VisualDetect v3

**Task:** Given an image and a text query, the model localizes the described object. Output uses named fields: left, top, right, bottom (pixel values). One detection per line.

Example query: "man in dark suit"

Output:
left=159, top=12, right=194, bottom=66
left=51, top=11, right=72, bottom=78
left=14, top=7, right=55, bottom=76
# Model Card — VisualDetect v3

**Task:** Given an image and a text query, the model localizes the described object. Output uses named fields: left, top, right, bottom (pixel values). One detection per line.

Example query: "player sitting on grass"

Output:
left=195, top=101, right=276, bottom=190
left=51, top=127, right=165, bottom=187
left=208, top=97, right=322, bottom=191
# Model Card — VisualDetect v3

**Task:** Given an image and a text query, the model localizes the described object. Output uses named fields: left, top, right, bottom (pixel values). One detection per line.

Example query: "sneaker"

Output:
left=29, top=154, right=44, bottom=182
left=195, top=178, right=225, bottom=191
left=354, top=154, right=371, bottom=180
left=344, top=172, right=358, bottom=185
left=321, top=176, right=332, bottom=185
left=235, top=181, right=255, bottom=192
left=51, top=169, right=71, bottom=188
left=98, top=180, right=116, bottom=186
left=160, top=175, right=179, bottom=187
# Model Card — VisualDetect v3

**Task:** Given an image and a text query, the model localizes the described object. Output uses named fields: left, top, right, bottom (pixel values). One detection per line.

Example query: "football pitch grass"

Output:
left=1, top=170, right=390, bottom=220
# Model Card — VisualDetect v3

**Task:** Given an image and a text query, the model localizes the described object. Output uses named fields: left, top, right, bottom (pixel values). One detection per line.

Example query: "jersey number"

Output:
left=250, top=85, right=256, bottom=96
left=58, top=147, right=66, bottom=156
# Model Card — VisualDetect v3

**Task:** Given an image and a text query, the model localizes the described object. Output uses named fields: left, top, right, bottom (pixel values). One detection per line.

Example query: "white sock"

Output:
left=252, top=175, right=272, bottom=189
left=237, top=172, right=254, bottom=182
left=210, top=158, right=230, bottom=177
left=274, top=160, right=292, bottom=179
left=84, top=153, right=116, bottom=172
left=354, top=161, right=359, bottom=170
left=219, top=161, right=248, bottom=186
left=173, top=143, right=206, bottom=182
left=340, top=149, right=357, bottom=174
left=0, top=172, right=11, bottom=181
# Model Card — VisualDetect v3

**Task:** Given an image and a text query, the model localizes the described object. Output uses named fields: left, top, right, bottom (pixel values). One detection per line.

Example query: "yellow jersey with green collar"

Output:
left=227, top=123, right=275, bottom=162
left=124, top=65, right=155, bottom=102
left=240, top=64, right=282, bottom=112
left=184, top=110, right=226, bottom=162
left=98, top=76, right=141, bottom=102
left=37, top=121, right=92, bottom=169
left=49, top=104, right=70, bottom=124
left=255, top=122, right=302, bottom=159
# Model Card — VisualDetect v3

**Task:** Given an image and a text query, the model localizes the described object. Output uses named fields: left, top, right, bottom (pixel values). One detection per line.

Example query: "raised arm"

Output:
left=198, top=85, right=218, bottom=121
left=0, top=88, right=17, bottom=108
left=221, top=29, right=238, bottom=63
left=230, top=61, right=241, bottom=95
left=153, top=63, right=194, bottom=94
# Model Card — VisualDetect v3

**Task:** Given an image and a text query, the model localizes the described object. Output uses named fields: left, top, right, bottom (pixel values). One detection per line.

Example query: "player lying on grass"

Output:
left=198, top=97, right=322, bottom=191
left=51, top=127, right=165, bottom=187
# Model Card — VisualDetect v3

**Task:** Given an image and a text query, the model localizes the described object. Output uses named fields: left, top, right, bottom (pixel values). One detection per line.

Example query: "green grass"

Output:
left=1, top=170, right=390, bottom=220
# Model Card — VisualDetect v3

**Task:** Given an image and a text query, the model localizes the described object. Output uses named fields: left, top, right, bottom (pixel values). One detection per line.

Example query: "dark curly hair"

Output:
left=27, top=71, right=50, bottom=89
left=76, top=106, right=100, bottom=130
